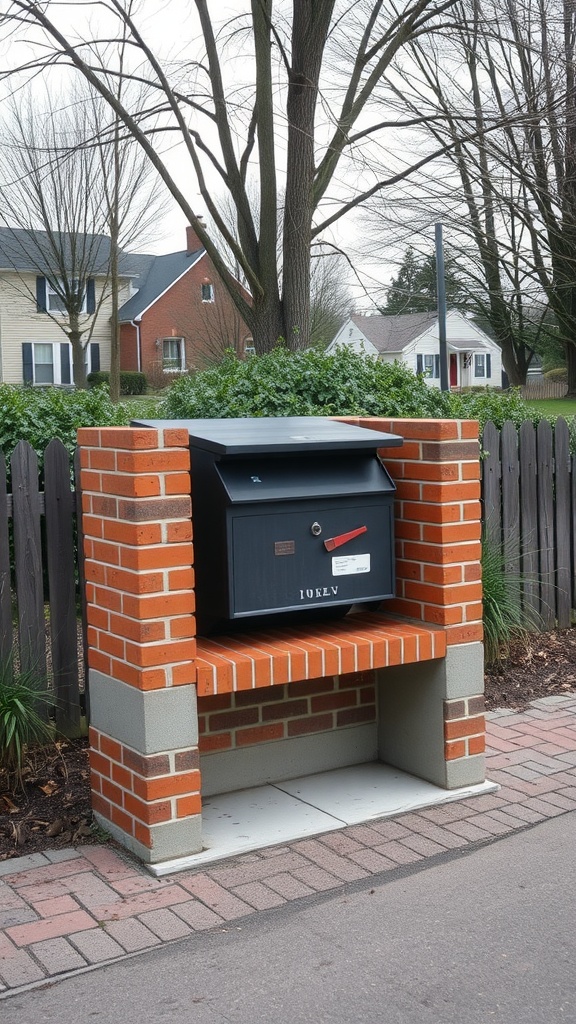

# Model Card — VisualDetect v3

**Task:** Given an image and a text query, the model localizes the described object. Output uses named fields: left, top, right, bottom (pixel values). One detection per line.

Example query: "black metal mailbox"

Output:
left=133, top=417, right=402, bottom=634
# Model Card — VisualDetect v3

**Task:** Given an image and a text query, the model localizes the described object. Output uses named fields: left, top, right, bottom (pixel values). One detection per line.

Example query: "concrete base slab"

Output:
left=148, top=762, right=498, bottom=877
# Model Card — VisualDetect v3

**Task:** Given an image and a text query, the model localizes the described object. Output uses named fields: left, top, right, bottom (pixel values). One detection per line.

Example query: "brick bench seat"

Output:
left=195, top=613, right=446, bottom=696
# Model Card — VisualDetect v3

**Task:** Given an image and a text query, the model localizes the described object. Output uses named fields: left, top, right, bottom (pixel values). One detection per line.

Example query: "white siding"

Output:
left=327, top=322, right=379, bottom=358
left=0, top=271, right=132, bottom=384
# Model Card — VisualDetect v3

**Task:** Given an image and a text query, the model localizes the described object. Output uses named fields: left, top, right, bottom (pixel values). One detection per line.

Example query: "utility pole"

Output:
left=435, top=223, right=449, bottom=392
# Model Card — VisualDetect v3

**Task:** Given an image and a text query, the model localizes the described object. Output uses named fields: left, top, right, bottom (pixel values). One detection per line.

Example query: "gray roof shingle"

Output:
left=0, top=226, right=205, bottom=321
left=117, top=249, right=204, bottom=321
left=350, top=312, right=439, bottom=352
left=350, top=312, right=492, bottom=352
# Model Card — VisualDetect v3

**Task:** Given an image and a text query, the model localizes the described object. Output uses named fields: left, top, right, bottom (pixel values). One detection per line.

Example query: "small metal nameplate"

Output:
left=275, top=540, right=295, bottom=556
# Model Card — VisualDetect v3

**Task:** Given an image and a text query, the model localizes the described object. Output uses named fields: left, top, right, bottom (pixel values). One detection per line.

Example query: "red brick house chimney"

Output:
left=186, top=220, right=206, bottom=254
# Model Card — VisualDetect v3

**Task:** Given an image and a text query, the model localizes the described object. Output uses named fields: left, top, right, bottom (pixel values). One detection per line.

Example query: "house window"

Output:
left=23, top=341, right=99, bottom=385
left=33, top=343, right=55, bottom=383
left=47, top=279, right=87, bottom=314
left=36, top=276, right=96, bottom=315
left=474, top=353, right=492, bottom=378
left=162, top=337, right=185, bottom=372
left=244, top=340, right=256, bottom=357
left=417, top=353, right=440, bottom=378
left=201, top=283, right=214, bottom=302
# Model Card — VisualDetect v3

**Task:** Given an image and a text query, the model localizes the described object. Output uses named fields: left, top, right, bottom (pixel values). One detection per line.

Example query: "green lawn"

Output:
left=524, top=397, right=576, bottom=418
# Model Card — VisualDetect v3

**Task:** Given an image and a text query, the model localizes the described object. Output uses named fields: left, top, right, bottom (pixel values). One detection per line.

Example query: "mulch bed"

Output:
left=2, top=629, right=575, bottom=862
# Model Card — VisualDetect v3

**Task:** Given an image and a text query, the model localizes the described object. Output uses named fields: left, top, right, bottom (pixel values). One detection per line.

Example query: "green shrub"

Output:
left=161, top=346, right=456, bottom=420
left=543, top=367, right=568, bottom=383
left=87, top=370, right=147, bottom=395
left=453, top=386, right=533, bottom=430
left=0, top=383, right=130, bottom=465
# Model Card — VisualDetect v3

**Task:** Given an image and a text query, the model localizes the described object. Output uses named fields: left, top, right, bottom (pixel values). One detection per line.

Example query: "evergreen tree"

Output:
left=382, top=248, right=466, bottom=314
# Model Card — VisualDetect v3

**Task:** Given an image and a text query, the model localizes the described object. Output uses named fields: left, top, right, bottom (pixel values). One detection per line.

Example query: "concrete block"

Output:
left=444, top=643, right=485, bottom=699
left=89, top=670, right=198, bottom=753
left=445, top=754, right=485, bottom=789
left=93, top=812, right=203, bottom=865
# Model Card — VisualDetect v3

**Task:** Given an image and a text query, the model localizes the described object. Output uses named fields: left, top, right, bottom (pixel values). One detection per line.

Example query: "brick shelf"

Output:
left=195, top=613, right=446, bottom=696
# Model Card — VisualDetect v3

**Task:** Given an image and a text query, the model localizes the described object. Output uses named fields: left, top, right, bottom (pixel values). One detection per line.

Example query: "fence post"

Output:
left=11, top=441, right=47, bottom=685
left=0, top=451, right=12, bottom=672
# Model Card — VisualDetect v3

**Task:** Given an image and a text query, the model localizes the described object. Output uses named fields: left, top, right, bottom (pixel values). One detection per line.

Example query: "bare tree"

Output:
left=365, top=0, right=576, bottom=387
left=2, top=0, right=463, bottom=354
left=0, top=79, right=167, bottom=389
left=0, top=89, right=111, bottom=387
left=309, top=249, right=353, bottom=346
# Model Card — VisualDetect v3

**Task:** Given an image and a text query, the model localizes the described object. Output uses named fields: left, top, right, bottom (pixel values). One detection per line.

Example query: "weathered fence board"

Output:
left=482, top=421, right=501, bottom=546
left=554, top=418, right=572, bottom=629
left=536, top=421, right=555, bottom=629
left=518, top=421, right=539, bottom=618
left=501, top=420, right=520, bottom=576
left=11, top=441, right=47, bottom=682
left=0, top=450, right=12, bottom=668
left=45, top=439, right=81, bottom=737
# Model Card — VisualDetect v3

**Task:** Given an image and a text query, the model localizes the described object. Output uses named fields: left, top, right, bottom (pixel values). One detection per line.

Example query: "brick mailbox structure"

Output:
left=78, top=417, right=484, bottom=866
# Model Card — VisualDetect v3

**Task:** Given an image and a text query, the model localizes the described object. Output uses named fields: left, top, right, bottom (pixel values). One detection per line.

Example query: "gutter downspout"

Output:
left=131, top=319, right=142, bottom=372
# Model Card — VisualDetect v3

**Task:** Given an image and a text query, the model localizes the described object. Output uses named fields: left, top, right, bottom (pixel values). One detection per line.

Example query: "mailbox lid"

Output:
left=132, top=416, right=403, bottom=455
left=216, top=454, right=395, bottom=503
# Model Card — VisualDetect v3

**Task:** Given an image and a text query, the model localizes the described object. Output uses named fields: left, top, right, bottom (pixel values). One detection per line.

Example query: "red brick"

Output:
left=287, top=713, right=333, bottom=736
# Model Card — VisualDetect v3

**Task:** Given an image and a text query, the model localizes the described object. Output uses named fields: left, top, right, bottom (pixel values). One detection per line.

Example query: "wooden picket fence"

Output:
left=520, top=381, right=568, bottom=400
left=0, top=440, right=87, bottom=737
left=482, top=418, right=575, bottom=631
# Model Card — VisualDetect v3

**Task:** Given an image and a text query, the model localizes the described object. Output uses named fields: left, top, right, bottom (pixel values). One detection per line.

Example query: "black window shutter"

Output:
left=86, top=279, right=96, bottom=314
left=22, top=343, right=34, bottom=383
left=486, top=353, right=492, bottom=378
left=90, top=343, right=100, bottom=373
left=36, top=277, right=47, bottom=313
left=60, top=344, right=71, bottom=385
left=434, top=355, right=440, bottom=378
left=416, top=354, right=423, bottom=374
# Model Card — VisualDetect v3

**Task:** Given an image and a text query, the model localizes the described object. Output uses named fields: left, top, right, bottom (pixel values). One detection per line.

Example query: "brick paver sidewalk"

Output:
left=1, top=694, right=576, bottom=996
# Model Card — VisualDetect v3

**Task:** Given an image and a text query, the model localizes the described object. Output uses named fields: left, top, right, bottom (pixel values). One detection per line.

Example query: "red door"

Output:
left=449, top=353, right=458, bottom=388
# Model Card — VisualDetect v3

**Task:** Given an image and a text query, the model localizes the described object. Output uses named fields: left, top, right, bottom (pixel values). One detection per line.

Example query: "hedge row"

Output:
left=0, top=347, right=560, bottom=468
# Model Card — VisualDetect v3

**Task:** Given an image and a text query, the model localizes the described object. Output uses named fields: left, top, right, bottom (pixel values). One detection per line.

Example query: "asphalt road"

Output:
left=3, top=812, right=575, bottom=1023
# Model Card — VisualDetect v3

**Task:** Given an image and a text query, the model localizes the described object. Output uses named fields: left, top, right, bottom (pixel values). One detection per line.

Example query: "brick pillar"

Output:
left=78, top=426, right=201, bottom=863
left=342, top=417, right=485, bottom=788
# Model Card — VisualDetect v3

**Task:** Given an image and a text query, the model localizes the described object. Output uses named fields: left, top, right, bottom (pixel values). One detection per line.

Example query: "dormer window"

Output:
left=201, top=282, right=214, bottom=302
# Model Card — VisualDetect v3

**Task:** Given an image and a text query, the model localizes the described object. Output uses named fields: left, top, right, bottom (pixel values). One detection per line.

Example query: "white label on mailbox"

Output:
left=332, top=553, right=371, bottom=576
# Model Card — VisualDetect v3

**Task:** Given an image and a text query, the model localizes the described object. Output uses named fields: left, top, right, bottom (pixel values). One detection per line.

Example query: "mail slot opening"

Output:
left=132, top=417, right=403, bottom=634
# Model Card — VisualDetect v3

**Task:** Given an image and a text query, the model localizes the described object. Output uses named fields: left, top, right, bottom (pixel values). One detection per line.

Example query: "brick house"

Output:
left=119, top=226, right=252, bottom=380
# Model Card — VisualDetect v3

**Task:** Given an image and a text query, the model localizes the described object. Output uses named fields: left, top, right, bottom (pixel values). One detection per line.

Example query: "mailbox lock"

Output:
left=310, top=521, right=322, bottom=537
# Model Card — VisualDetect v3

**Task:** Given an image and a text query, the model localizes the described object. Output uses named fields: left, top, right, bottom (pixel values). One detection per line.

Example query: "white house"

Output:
left=327, top=310, right=503, bottom=389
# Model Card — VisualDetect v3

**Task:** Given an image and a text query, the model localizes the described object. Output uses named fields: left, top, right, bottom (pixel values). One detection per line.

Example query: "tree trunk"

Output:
left=250, top=294, right=286, bottom=354
left=69, top=329, right=88, bottom=388
left=565, top=341, right=576, bottom=396
left=282, top=1, right=333, bottom=350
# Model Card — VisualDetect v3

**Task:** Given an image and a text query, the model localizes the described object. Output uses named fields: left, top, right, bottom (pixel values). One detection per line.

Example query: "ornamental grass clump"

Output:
left=0, top=664, right=55, bottom=789
left=481, top=532, right=541, bottom=666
